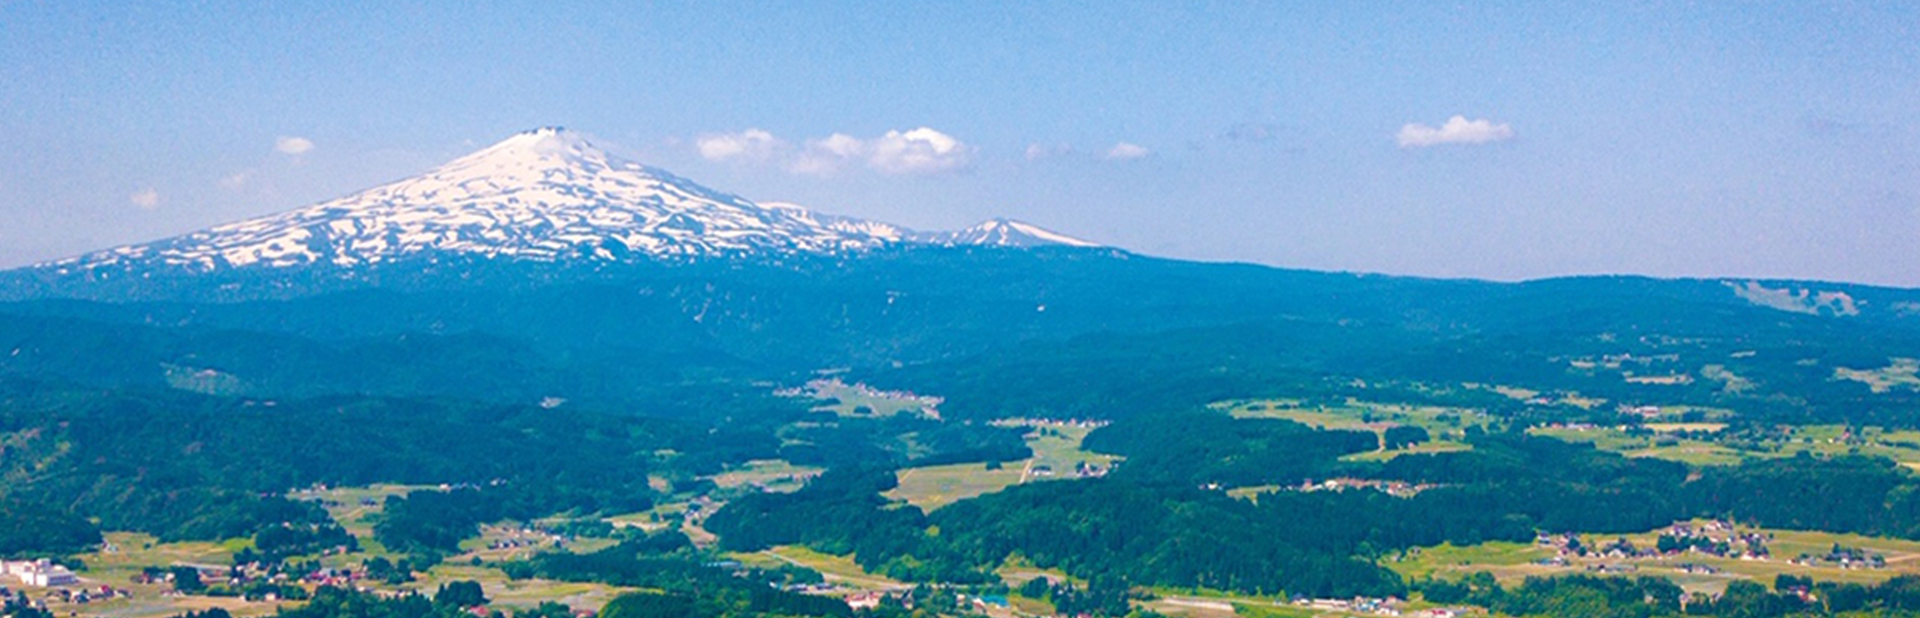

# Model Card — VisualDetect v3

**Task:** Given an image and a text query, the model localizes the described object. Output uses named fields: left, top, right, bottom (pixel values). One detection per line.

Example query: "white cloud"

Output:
left=867, top=127, right=972, bottom=174
left=275, top=136, right=314, bottom=155
left=1103, top=142, right=1151, bottom=160
left=129, top=187, right=160, bottom=209
left=696, top=127, right=972, bottom=176
left=696, top=128, right=785, bottom=161
left=1396, top=116, right=1514, bottom=148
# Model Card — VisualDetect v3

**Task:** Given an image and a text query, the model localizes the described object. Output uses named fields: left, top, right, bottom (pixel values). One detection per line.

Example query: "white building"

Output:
left=2, top=559, right=80, bottom=587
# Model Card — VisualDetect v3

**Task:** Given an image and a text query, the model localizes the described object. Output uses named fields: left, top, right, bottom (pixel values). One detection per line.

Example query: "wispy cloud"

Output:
left=275, top=136, right=314, bottom=155
left=788, top=133, right=865, bottom=175
left=129, top=187, right=160, bottom=209
left=1396, top=116, right=1514, bottom=148
left=1103, top=142, right=1151, bottom=160
left=695, top=127, right=973, bottom=176
left=220, top=170, right=253, bottom=191
left=1023, top=143, right=1075, bottom=161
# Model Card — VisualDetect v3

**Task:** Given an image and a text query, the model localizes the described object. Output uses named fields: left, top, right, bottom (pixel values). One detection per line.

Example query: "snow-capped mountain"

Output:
left=36, top=128, right=1095, bottom=277
left=931, top=218, right=1099, bottom=248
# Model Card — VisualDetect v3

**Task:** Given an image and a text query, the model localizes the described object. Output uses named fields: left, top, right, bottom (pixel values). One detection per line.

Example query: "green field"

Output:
left=1389, top=521, right=1920, bottom=596
left=1224, top=398, right=1492, bottom=440
left=887, top=423, right=1121, bottom=511
left=1529, top=425, right=1749, bottom=466
left=58, top=533, right=280, bottom=618
left=289, top=483, right=433, bottom=541
left=705, top=459, right=823, bottom=493
left=887, top=461, right=1027, bottom=511
left=1224, top=398, right=1494, bottom=463
left=418, top=562, right=634, bottom=614
left=798, top=378, right=940, bottom=418
left=1340, top=440, right=1472, bottom=462
left=1530, top=423, right=1920, bottom=468
left=1835, top=358, right=1920, bottom=393
left=731, top=545, right=910, bottom=592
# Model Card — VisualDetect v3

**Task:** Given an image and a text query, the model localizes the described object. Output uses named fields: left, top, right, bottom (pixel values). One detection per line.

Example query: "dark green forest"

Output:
left=5, top=248, right=1920, bottom=618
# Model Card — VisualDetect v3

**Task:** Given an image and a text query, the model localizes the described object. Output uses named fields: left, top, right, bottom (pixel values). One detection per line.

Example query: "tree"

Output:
left=1019, top=577, right=1052, bottom=599
left=170, top=566, right=205, bottom=593
left=1383, top=426, right=1431, bottom=449
left=434, top=580, right=488, bottom=609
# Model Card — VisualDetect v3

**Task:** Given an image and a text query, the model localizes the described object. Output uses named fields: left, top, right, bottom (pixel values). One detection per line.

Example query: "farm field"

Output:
left=705, top=458, right=824, bottom=493
left=794, top=378, right=941, bottom=418
left=1531, top=423, right=1920, bottom=468
left=1387, top=521, right=1920, bottom=596
left=1223, top=398, right=1492, bottom=437
left=1224, top=398, right=1492, bottom=462
left=42, top=486, right=653, bottom=618
left=416, top=562, right=634, bottom=614
left=1835, top=358, right=1920, bottom=393
left=887, top=422, right=1120, bottom=511
left=53, top=533, right=281, bottom=618
left=733, top=545, right=911, bottom=592
left=288, top=483, right=433, bottom=540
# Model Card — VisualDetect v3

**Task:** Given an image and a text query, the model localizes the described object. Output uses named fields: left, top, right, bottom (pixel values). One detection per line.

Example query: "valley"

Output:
left=2, top=129, right=1920, bottom=618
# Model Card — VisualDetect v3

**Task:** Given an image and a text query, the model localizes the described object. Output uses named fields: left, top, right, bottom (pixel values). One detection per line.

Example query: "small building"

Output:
left=847, top=591, right=884, bottom=610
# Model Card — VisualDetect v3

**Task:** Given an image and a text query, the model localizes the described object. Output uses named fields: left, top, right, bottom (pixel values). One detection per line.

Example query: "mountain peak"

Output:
left=427, top=126, right=620, bottom=181
left=27, top=127, right=1104, bottom=280
left=942, top=218, right=1099, bottom=248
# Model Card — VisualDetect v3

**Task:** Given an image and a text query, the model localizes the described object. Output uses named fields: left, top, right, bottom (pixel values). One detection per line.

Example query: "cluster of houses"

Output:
left=1027, top=461, right=1112, bottom=480
left=989, top=418, right=1111, bottom=430
left=480, top=525, right=570, bottom=553
left=1658, top=521, right=1771, bottom=560
left=0, top=560, right=79, bottom=587
left=1789, top=545, right=1887, bottom=570
left=1291, top=595, right=1404, bottom=616
left=1531, top=521, right=1774, bottom=565
left=136, top=561, right=363, bottom=593
left=2, top=584, right=129, bottom=608
left=36, top=584, right=128, bottom=605
left=1290, top=477, right=1436, bottom=498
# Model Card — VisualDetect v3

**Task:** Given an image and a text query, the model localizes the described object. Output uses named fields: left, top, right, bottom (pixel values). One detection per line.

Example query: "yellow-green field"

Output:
left=1340, top=440, right=1472, bottom=462
left=417, top=562, right=634, bottom=614
left=1528, top=426, right=1749, bottom=466
left=289, top=483, right=433, bottom=540
left=1644, top=422, right=1729, bottom=433
left=1223, top=398, right=1493, bottom=463
left=887, top=423, right=1121, bottom=511
left=705, top=459, right=823, bottom=493
left=1836, top=358, right=1920, bottom=394
left=730, top=545, right=910, bottom=591
left=57, top=533, right=281, bottom=618
left=887, top=461, right=1027, bottom=511
left=1389, top=522, right=1920, bottom=596
left=52, top=482, right=657, bottom=618
left=802, top=379, right=939, bottom=418
left=1224, top=398, right=1492, bottom=440
left=1531, top=423, right=1920, bottom=468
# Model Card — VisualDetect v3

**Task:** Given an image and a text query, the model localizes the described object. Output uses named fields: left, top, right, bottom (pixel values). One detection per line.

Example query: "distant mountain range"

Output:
left=24, top=127, right=1094, bottom=279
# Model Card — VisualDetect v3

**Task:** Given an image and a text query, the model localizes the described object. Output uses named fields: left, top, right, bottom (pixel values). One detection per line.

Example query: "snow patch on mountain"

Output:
left=933, top=218, right=1099, bottom=248
left=38, top=128, right=1098, bottom=276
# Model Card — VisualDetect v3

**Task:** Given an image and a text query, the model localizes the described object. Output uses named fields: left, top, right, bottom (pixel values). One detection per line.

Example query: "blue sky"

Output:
left=3, top=2, right=1916, bottom=285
